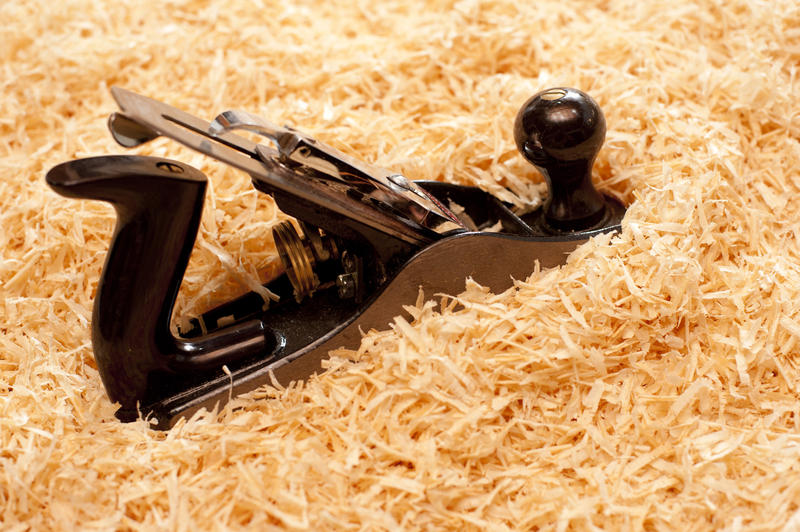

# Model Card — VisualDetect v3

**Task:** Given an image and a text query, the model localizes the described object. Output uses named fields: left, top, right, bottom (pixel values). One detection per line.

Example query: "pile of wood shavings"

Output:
left=2, top=0, right=800, bottom=529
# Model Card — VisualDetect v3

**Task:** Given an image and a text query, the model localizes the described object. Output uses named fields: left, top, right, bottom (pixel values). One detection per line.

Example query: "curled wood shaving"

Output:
left=2, top=0, right=800, bottom=529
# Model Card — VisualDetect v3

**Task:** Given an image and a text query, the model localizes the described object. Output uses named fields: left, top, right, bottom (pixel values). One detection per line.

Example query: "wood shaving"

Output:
left=2, top=0, right=800, bottom=529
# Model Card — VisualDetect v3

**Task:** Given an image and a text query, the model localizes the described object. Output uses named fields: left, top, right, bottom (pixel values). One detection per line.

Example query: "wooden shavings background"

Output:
left=2, top=0, right=800, bottom=529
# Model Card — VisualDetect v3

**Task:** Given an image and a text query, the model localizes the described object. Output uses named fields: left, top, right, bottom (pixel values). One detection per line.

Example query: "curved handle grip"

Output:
left=47, top=156, right=271, bottom=419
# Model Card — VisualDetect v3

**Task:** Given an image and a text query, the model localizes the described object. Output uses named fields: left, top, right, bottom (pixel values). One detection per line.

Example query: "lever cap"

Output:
left=514, top=87, right=607, bottom=231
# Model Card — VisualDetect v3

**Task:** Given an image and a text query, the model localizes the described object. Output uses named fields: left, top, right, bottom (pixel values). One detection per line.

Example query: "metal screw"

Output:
left=387, top=174, right=411, bottom=189
left=336, top=273, right=357, bottom=299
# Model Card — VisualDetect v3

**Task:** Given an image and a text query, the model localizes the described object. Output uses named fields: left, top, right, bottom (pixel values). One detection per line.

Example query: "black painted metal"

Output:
left=146, top=228, right=619, bottom=429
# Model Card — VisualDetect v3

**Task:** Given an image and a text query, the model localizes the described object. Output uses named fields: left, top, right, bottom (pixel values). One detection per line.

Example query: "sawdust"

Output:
left=2, top=0, right=800, bottom=529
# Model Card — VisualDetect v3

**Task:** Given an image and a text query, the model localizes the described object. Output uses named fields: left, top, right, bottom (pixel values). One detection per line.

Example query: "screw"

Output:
left=387, top=174, right=411, bottom=189
left=336, top=273, right=357, bottom=299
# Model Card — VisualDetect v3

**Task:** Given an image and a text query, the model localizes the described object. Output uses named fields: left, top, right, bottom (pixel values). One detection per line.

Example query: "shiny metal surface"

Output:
left=108, top=89, right=458, bottom=246
left=210, top=109, right=463, bottom=234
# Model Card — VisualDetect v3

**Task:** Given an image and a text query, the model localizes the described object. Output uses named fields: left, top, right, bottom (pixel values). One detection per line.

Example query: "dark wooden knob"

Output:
left=514, top=87, right=607, bottom=231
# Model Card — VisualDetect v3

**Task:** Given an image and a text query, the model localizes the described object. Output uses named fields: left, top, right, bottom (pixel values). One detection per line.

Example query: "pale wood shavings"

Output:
left=3, top=0, right=800, bottom=529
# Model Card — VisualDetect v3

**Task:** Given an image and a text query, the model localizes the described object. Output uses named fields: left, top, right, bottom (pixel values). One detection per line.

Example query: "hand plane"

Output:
left=46, top=87, right=625, bottom=428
